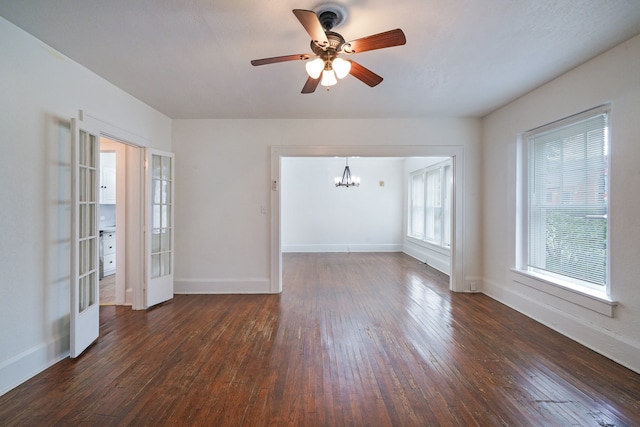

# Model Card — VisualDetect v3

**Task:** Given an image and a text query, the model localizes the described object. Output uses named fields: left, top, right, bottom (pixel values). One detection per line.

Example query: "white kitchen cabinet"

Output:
left=100, top=152, right=116, bottom=204
left=100, top=230, right=116, bottom=277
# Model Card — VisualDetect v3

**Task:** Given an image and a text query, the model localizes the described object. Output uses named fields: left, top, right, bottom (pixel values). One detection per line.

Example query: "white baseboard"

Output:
left=174, top=278, right=273, bottom=294
left=483, top=277, right=640, bottom=374
left=125, top=288, right=133, bottom=305
left=282, top=243, right=402, bottom=253
left=0, top=335, right=69, bottom=397
left=403, top=244, right=450, bottom=275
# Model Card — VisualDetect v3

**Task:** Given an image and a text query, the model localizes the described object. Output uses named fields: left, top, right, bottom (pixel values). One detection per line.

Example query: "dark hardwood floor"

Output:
left=1, top=253, right=639, bottom=426
left=100, top=273, right=115, bottom=306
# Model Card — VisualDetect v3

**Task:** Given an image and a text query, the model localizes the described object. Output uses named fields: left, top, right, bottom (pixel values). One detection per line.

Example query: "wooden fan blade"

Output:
left=301, top=76, right=320, bottom=94
left=342, top=29, right=406, bottom=54
left=349, top=61, right=383, bottom=87
left=293, top=9, right=329, bottom=47
left=251, top=54, right=311, bottom=66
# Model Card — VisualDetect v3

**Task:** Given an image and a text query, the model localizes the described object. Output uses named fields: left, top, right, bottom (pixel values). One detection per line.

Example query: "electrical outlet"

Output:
left=470, top=282, right=477, bottom=291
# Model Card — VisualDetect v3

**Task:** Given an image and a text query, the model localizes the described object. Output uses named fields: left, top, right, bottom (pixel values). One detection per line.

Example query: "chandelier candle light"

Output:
left=335, top=158, right=360, bottom=187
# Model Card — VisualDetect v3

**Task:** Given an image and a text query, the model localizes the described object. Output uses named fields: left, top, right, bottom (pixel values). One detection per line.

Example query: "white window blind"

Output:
left=425, top=168, right=441, bottom=242
left=408, top=160, right=452, bottom=248
left=442, top=164, right=452, bottom=247
left=527, top=108, right=609, bottom=287
left=410, top=172, right=425, bottom=239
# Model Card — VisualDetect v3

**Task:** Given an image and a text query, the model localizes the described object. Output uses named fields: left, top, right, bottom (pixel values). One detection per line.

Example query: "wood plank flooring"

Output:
left=1, top=253, right=639, bottom=426
left=100, top=273, right=115, bottom=306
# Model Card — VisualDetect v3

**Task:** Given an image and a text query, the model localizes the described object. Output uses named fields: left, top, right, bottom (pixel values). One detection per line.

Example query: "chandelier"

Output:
left=335, top=158, right=360, bottom=187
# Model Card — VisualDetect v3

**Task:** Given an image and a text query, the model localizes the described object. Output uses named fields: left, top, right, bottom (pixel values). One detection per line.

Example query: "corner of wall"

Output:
left=482, top=277, right=640, bottom=375
left=0, top=335, right=69, bottom=397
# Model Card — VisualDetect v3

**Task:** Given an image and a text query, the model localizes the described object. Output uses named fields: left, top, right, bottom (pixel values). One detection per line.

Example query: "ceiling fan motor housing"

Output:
left=310, top=31, right=345, bottom=57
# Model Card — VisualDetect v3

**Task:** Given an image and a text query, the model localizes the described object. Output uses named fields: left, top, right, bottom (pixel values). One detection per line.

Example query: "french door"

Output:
left=145, top=149, right=175, bottom=307
left=70, top=118, right=100, bottom=357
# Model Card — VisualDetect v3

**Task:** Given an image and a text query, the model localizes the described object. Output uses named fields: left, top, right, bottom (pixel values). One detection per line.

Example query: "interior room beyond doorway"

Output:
left=99, top=138, right=128, bottom=305
left=280, top=156, right=453, bottom=284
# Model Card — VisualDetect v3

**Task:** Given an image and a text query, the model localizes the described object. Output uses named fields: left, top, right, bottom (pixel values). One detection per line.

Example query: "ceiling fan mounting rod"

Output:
left=313, top=3, right=347, bottom=30
left=319, top=10, right=338, bottom=31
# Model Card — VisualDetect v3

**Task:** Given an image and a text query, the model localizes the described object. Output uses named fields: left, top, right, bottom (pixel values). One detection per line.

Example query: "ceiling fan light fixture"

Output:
left=305, top=58, right=324, bottom=79
left=321, top=69, right=337, bottom=87
left=250, top=9, right=406, bottom=94
left=332, top=57, right=351, bottom=79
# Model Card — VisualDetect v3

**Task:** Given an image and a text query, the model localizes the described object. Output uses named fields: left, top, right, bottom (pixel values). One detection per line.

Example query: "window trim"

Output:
left=510, top=268, right=617, bottom=317
left=408, top=170, right=426, bottom=240
left=408, top=159, right=452, bottom=250
left=516, top=105, right=614, bottom=308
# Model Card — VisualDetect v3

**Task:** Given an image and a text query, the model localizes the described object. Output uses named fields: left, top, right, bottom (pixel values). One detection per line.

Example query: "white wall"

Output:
left=482, top=33, right=640, bottom=373
left=0, top=18, right=172, bottom=395
left=172, top=118, right=481, bottom=294
left=282, top=157, right=404, bottom=253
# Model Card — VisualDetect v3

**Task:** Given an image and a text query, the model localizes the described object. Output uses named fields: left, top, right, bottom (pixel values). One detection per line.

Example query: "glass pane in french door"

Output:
left=78, top=129, right=98, bottom=313
left=151, top=154, right=172, bottom=279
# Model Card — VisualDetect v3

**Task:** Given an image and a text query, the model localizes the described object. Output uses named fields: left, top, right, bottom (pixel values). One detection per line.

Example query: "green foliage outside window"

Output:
left=545, top=212, right=607, bottom=286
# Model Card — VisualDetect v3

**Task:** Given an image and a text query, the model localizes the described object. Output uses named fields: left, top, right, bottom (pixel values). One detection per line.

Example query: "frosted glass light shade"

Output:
left=321, top=69, right=337, bottom=87
left=332, top=58, right=351, bottom=79
left=305, top=58, right=324, bottom=79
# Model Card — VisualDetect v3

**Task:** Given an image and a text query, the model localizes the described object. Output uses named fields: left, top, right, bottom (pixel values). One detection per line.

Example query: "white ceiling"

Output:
left=2, top=0, right=640, bottom=119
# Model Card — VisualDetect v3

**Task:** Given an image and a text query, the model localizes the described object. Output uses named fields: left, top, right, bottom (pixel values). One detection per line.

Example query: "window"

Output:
left=522, top=106, right=609, bottom=291
left=408, top=160, right=452, bottom=248
left=410, top=173, right=425, bottom=239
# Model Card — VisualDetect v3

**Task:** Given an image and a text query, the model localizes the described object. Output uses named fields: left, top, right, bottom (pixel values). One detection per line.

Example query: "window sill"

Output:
left=509, top=268, right=617, bottom=317
left=406, top=236, right=450, bottom=255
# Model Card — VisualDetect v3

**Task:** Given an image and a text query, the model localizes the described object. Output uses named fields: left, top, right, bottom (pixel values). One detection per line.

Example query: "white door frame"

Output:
left=270, top=145, right=465, bottom=293
left=83, top=112, right=150, bottom=310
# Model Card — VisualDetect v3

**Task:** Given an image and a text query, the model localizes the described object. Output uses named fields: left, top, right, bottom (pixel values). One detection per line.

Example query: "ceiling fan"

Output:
left=250, top=6, right=406, bottom=93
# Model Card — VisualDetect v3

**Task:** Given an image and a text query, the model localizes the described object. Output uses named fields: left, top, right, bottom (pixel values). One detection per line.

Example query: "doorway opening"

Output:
left=71, top=111, right=173, bottom=358
left=99, top=140, right=119, bottom=305
left=98, top=136, right=143, bottom=307
left=281, top=156, right=453, bottom=278
left=270, top=145, right=465, bottom=294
